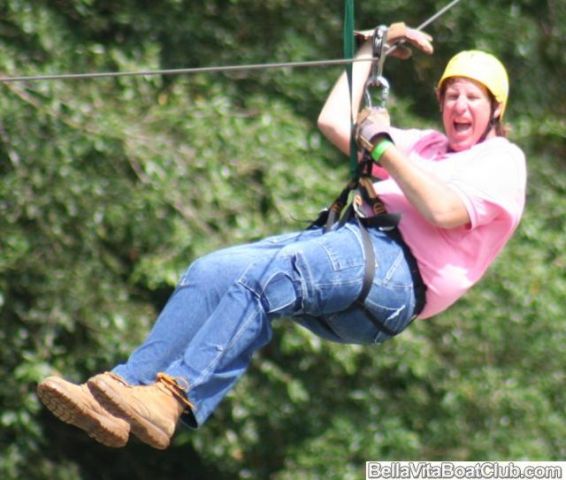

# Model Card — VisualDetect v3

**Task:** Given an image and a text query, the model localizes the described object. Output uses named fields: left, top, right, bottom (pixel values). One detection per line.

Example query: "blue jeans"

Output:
left=112, top=222, right=423, bottom=427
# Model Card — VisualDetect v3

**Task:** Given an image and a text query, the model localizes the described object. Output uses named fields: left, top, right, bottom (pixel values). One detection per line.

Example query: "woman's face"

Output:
left=441, top=77, right=500, bottom=152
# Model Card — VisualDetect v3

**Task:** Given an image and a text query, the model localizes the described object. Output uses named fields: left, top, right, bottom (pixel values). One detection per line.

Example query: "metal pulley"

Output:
left=363, top=25, right=390, bottom=109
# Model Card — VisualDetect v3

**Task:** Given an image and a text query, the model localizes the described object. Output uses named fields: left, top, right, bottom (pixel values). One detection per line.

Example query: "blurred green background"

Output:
left=0, top=1, right=564, bottom=478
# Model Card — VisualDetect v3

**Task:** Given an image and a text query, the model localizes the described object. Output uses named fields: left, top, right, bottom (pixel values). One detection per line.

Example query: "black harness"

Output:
left=309, top=157, right=424, bottom=337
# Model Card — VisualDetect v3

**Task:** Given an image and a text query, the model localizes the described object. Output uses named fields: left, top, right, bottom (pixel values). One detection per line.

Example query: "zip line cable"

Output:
left=0, top=58, right=379, bottom=83
left=416, top=0, right=463, bottom=31
left=0, top=0, right=464, bottom=84
left=386, top=0, right=464, bottom=56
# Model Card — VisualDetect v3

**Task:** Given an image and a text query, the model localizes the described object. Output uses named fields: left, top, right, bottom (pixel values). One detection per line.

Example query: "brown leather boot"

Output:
left=87, top=373, right=190, bottom=450
left=37, top=376, right=130, bottom=448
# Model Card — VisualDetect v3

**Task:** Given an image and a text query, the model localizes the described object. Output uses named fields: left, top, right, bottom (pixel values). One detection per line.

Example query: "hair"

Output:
left=494, top=120, right=509, bottom=137
left=487, top=90, right=510, bottom=137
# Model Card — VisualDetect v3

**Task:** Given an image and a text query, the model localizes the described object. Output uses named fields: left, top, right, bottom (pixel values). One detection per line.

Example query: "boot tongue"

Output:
left=156, top=373, right=194, bottom=411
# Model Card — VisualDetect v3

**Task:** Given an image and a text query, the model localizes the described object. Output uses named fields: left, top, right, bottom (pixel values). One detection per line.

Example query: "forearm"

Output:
left=317, top=40, right=373, bottom=155
left=379, top=145, right=470, bottom=229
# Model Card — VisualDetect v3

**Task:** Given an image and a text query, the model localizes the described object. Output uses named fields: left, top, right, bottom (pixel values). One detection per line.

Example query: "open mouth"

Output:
left=453, top=121, right=472, bottom=133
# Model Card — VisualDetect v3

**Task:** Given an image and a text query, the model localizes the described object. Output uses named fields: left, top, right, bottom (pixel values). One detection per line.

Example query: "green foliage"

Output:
left=0, top=1, right=564, bottom=478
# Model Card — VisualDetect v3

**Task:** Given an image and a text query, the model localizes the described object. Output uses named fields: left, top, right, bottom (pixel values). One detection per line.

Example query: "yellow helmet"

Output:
left=437, top=50, right=509, bottom=119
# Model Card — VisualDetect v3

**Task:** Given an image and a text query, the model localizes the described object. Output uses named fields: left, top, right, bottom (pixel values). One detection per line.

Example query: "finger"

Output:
left=386, top=22, right=408, bottom=43
left=387, top=23, right=434, bottom=56
left=387, top=45, right=413, bottom=60
left=404, top=28, right=434, bottom=54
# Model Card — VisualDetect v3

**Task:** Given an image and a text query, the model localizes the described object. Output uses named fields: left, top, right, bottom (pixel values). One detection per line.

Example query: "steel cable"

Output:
left=0, top=0, right=463, bottom=84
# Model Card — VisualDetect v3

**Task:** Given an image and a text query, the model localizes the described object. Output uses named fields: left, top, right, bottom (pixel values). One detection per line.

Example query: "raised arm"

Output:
left=317, top=40, right=373, bottom=155
left=318, top=23, right=434, bottom=155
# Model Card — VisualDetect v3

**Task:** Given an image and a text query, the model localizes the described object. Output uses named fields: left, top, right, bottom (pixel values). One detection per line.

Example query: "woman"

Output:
left=37, top=30, right=526, bottom=450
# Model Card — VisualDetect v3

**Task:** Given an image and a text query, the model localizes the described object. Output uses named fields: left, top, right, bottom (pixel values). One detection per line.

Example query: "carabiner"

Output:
left=363, top=25, right=390, bottom=109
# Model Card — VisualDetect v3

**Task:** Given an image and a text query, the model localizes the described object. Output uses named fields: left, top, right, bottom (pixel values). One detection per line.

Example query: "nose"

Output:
left=454, top=94, right=468, bottom=113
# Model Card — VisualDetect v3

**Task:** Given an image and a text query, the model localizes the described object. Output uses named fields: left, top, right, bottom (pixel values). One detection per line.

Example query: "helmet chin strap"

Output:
left=478, top=117, right=497, bottom=143
left=477, top=100, right=499, bottom=144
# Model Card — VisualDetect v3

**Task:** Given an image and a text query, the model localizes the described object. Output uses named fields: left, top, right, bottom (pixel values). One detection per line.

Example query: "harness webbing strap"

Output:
left=355, top=216, right=376, bottom=304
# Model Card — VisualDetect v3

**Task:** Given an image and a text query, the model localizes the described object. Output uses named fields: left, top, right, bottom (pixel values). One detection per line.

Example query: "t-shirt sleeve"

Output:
left=447, top=141, right=527, bottom=229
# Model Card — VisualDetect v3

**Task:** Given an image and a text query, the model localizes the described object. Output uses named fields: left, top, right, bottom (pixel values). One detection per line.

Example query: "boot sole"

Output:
left=37, top=379, right=128, bottom=448
left=87, top=376, right=171, bottom=450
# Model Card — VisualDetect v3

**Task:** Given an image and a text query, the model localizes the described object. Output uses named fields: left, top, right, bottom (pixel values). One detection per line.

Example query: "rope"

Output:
left=0, top=0, right=464, bottom=84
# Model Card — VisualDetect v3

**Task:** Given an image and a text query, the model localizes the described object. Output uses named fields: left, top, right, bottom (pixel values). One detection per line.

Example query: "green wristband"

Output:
left=371, top=139, right=394, bottom=164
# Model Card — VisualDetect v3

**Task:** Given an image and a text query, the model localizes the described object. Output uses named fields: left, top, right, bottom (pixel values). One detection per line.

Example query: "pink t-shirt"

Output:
left=374, top=128, right=527, bottom=319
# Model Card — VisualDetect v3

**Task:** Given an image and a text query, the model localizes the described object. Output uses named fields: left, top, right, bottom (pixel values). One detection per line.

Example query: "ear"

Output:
left=492, top=102, right=502, bottom=120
